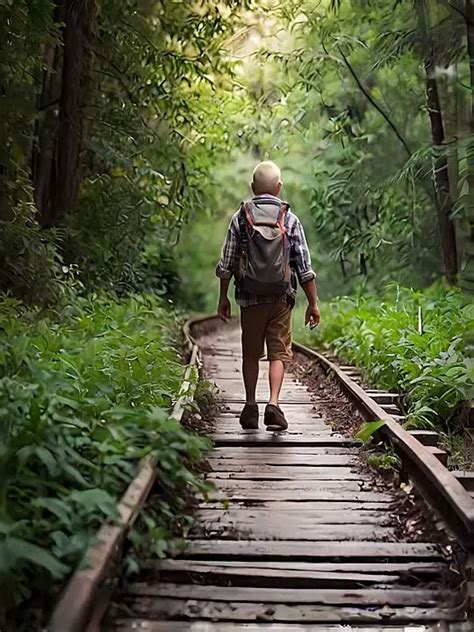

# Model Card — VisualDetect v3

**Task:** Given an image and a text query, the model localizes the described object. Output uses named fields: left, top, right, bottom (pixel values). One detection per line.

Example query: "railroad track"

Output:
left=50, top=316, right=474, bottom=631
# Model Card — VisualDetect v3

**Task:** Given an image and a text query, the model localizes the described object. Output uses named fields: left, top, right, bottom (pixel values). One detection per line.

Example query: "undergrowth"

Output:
left=0, top=294, right=211, bottom=630
left=294, top=284, right=473, bottom=432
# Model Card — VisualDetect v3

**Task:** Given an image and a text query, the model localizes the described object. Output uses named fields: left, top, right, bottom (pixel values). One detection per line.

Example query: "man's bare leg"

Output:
left=269, top=359, right=284, bottom=406
left=242, top=356, right=259, bottom=404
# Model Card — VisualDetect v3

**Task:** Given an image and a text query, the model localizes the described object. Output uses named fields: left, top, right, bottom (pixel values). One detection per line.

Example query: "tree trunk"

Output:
left=460, top=0, right=474, bottom=290
left=52, top=0, right=95, bottom=223
left=0, top=164, right=9, bottom=221
left=32, top=40, right=62, bottom=227
left=424, top=61, right=458, bottom=284
left=441, top=65, right=459, bottom=196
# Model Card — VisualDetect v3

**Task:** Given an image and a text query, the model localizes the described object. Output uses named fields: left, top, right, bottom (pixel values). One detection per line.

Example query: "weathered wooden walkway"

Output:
left=108, top=325, right=467, bottom=630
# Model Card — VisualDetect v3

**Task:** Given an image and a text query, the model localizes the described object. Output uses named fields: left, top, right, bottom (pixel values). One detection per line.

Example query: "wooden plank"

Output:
left=215, top=403, right=321, bottom=413
left=408, top=430, right=439, bottom=447
left=205, top=471, right=372, bottom=482
left=366, top=391, right=399, bottom=404
left=153, top=559, right=449, bottom=575
left=206, top=489, right=392, bottom=502
left=213, top=379, right=310, bottom=389
left=426, top=446, right=448, bottom=467
left=212, top=422, right=329, bottom=430
left=204, top=480, right=393, bottom=502
left=217, top=397, right=317, bottom=405
left=198, top=499, right=391, bottom=520
left=213, top=420, right=330, bottom=429
left=198, top=500, right=392, bottom=511
left=454, top=471, right=474, bottom=491
left=190, top=523, right=397, bottom=541
left=111, top=623, right=447, bottom=632
left=211, top=434, right=352, bottom=446
left=214, top=416, right=326, bottom=424
left=208, top=455, right=357, bottom=468
left=123, top=583, right=457, bottom=607
left=211, top=429, right=337, bottom=439
left=207, top=464, right=358, bottom=475
left=179, top=540, right=444, bottom=561
left=205, top=480, right=390, bottom=496
left=211, top=428, right=334, bottom=436
left=150, top=563, right=400, bottom=588
left=153, top=558, right=450, bottom=577
left=211, top=447, right=356, bottom=456
left=196, top=508, right=394, bottom=524
left=111, top=616, right=466, bottom=632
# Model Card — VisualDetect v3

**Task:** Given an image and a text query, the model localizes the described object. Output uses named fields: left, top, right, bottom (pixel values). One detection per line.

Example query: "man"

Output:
left=216, top=160, right=320, bottom=431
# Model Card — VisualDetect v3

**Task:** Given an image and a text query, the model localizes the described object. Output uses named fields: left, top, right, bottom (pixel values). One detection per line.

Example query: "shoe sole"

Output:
left=264, top=411, right=288, bottom=432
left=265, top=423, right=287, bottom=432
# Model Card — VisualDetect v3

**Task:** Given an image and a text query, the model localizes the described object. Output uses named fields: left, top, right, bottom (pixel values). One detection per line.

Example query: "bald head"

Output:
left=251, top=161, right=282, bottom=196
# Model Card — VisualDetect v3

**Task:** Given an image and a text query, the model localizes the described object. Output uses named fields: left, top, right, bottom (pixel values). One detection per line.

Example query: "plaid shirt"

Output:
left=216, top=194, right=316, bottom=307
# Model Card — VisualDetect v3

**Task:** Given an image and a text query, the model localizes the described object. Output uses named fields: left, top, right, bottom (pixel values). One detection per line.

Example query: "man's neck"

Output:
left=252, top=192, right=280, bottom=199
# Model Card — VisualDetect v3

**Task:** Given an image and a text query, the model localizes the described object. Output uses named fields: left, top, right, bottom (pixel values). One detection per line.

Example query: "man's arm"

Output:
left=216, top=216, right=238, bottom=322
left=302, top=278, right=320, bottom=329
left=289, top=216, right=321, bottom=328
left=218, top=278, right=232, bottom=322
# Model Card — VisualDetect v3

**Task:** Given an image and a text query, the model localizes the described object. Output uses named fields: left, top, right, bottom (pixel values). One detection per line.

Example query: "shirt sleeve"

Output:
left=216, top=215, right=239, bottom=280
left=289, top=216, right=316, bottom=286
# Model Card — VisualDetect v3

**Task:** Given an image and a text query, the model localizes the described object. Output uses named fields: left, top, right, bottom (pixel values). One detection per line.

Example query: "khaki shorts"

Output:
left=240, top=302, right=293, bottom=363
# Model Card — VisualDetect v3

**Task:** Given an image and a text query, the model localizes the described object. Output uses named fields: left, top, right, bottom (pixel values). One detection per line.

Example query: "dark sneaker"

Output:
left=239, top=403, right=259, bottom=429
left=264, top=404, right=288, bottom=431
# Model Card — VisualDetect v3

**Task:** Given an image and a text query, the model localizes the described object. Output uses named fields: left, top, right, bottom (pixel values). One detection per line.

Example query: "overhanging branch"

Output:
left=338, top=46, right=412, bottom=157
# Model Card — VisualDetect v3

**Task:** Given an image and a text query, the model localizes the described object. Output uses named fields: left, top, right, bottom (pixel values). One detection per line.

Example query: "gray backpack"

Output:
left=236, top=198, right=291, bottom=296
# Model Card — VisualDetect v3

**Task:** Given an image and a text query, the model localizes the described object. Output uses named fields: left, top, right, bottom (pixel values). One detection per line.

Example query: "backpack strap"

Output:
left=235, top=202, right=250, bottom=284
left=238, top=201, right=253, bottom=241
left=277, top=201, right=289, bottom=255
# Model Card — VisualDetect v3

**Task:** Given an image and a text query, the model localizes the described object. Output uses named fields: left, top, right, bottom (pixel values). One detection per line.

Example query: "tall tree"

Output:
left=460, top=0, right=474, bottom=289
left=52, top=0, right=96, bottom=224
left=423, top=51, right=458, bottom=283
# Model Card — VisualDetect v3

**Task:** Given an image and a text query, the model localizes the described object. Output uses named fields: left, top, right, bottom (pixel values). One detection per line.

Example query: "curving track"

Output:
left=105, top=320, right=471, bottom=631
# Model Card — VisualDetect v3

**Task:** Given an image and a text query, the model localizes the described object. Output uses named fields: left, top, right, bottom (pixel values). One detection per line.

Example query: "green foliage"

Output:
left=179, top=0, right=459, bottom=306
left=0, top=294, right=210, bottom=628
left=71, top=0, right=244, bottom=291
left=366, top=449, right=402, bottom=472
left=294, top=284, right=473, bottom=429
left=356, top=420, right=386, bottom=443
left=0, top=0, right=250, bottom=302
left=0, top=190, right=64, bottom=305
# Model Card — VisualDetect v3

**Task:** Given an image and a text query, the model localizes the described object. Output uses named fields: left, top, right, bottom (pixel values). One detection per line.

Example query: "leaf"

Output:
left=356, top=420, right=386, bottom=443
left=69, top=488, right=118, bottom=518
left=7, top=537, right=69, bottom=578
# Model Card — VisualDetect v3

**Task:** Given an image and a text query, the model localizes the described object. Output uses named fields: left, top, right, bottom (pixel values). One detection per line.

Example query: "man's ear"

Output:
left=251, top=181, right=256, bottom=194
left=276, top=181, right=282, bottom=195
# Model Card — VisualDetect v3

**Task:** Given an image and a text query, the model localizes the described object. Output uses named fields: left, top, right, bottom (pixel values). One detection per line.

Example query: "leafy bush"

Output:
left=0, top=294, right=210, bottom=628
left=294, top=285, right=473, bottom=429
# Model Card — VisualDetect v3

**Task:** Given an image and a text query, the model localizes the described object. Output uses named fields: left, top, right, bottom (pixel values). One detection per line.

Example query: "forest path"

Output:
left=107, top=324, right=467, bottom=631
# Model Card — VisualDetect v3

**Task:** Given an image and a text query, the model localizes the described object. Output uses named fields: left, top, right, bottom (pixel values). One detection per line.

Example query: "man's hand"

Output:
left=305, top=303, right=321, bottom=329
left=218, top=296, right=231, bottom=323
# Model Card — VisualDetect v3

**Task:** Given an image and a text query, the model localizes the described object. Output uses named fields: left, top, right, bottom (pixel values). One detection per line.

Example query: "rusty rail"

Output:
left=292, top=341, right=474, bottom=549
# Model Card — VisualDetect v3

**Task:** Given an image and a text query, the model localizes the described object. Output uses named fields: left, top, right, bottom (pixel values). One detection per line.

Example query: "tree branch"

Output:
left=447, top=1, right=468, bottom=23
left=338, top=46, right=412, bottom=157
